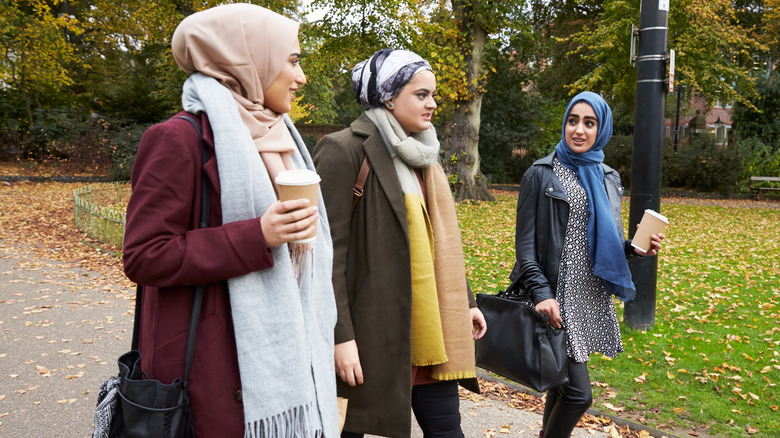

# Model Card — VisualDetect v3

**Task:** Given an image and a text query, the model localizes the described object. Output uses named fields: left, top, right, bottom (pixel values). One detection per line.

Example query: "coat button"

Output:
left=234, top=390, right=243, bottom=403
left=547, top=187, right=553, bottom=192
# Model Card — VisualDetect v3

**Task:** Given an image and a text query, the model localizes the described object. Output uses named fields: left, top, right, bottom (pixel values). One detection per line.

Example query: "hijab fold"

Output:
left=172, top=2, right=298, bottom=184
left=352, top=49, right=433, bottom=109
left=554, top=91, right=636, bottom=302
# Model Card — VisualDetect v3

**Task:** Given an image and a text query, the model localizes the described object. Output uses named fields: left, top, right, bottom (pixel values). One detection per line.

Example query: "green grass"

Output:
left=456, top=194, right=780, bottom=438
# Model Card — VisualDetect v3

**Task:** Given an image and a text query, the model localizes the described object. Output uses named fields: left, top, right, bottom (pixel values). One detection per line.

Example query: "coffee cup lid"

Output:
left=275, top=169, right=321, bottom=186
left=644, top=209, right=668, bottom=223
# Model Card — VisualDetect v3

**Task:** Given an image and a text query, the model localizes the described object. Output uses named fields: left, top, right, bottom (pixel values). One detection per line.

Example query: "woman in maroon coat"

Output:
left=122, top=4, right=338, bottom=437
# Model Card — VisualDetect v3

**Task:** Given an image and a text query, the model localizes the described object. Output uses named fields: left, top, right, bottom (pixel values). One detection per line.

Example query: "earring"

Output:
left=386, top=102, right=394, bottom=109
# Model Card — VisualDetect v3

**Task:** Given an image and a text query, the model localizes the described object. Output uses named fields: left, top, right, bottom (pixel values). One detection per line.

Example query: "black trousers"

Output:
left=342, top=380, right=464, bottom=438
left=541, top=358, right=593, bottom=438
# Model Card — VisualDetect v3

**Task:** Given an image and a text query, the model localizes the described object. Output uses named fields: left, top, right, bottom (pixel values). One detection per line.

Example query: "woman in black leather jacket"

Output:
left=511, top=92, right=664, bottom=438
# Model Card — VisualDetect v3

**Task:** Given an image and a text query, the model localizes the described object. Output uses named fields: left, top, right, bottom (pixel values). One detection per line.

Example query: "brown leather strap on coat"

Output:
left=352, top=155, right=371, bottom=210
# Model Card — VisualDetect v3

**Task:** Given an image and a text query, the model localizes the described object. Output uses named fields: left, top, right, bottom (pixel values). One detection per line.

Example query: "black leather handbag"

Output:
left=475, top=277, right=569, bottom=393
left=92, top=115, right=208, bottom=438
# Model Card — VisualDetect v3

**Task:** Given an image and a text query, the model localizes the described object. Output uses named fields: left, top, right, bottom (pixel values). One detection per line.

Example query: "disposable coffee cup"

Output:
left=275, top=169, right=321, bottom=243
left=631, top=209, right=668, bottom=253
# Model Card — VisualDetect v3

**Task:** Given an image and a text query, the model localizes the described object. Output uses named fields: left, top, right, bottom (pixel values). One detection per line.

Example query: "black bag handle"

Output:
left=130, top=114, right=210, bottom=390
left=498, top=276, right=527, bottom=298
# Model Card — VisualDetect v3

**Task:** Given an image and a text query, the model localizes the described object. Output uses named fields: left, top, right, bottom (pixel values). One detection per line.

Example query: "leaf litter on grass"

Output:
left=456, top=193, right=779, bottom=438
left=596, top=203, right=778, bottom=438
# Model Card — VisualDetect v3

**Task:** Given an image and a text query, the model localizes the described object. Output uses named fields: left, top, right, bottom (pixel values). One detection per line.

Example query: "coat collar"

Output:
left=354, top=113, right=409, bottom=236
left=350, top=113, right=378, bottom=138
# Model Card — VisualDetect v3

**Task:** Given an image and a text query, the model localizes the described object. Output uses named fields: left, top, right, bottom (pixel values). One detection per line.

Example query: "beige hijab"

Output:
left=172, top=3, right=299, bottom=184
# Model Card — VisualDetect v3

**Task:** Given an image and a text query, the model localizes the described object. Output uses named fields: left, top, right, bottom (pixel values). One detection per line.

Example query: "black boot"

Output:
left=538, top=399, right=590, bottom=438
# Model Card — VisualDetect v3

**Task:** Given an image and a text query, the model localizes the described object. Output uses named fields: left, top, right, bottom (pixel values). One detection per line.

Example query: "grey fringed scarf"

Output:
left=182, top=73, right=338, bottom=438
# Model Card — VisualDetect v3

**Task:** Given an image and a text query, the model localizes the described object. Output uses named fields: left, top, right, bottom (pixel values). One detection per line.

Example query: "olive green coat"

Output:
left=313, top=114, right=476, bottom=438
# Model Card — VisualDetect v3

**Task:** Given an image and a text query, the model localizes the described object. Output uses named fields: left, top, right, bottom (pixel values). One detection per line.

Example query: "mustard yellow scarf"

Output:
left=365, top=108, right=476, bottom=380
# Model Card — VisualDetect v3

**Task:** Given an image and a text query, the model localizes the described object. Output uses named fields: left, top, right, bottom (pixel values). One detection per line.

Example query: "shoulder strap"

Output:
left=352, top=155, right=371, bottom=210
left=175, top=115, right=209, bottom=388
left=130, top=115, right=209, bottom=389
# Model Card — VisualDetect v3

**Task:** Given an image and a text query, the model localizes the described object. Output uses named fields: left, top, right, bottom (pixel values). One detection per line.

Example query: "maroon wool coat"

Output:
left=122, top=111, right=274, bottom=437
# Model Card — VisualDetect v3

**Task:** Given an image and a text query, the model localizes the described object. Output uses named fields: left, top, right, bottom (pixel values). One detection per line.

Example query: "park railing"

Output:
left=73, top=183, right=131, bottom=249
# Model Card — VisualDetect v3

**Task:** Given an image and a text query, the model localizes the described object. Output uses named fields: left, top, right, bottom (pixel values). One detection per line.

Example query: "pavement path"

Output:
left=0, top=246, right=616, bottom=438
left=0, top=247, right=134, bottom=437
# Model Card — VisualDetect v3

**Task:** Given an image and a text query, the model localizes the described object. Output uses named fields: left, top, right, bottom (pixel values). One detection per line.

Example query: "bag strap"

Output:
left=176, top=115, right=210, bottom=388
left=131, top=285, right=143, bottom=351
left=130, top=115, right=210, bottom=390
left=352, top=155, right=371, bottom=210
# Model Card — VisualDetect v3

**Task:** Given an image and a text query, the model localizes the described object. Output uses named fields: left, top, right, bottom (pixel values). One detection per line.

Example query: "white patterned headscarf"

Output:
left=351, top=49, right=433, bottom=109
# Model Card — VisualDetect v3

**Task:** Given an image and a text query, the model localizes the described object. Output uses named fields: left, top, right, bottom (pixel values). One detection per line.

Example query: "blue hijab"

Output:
left=554, top=91, right=635, bottom=302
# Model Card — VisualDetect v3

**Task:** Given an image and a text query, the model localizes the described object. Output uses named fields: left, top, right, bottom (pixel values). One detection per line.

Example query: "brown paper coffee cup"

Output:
left=631, top=209, right=668, bottom=253
left=275, top=169, right=320, bottom=243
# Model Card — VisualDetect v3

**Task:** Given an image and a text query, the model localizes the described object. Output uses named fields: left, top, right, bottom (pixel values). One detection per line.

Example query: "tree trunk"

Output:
left=18, top=66, right=33, bottom=129
left=442, top=95, right=494, bottom=202
left=442, top=0, right=494, bottom=202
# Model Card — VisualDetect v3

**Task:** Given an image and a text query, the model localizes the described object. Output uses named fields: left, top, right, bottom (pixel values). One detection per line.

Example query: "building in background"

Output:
left=665, top=95, right=732, bottom=147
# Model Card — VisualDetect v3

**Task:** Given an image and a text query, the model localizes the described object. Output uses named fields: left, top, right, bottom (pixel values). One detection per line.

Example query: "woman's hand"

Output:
left=334, top=340, right=364, bottom=386
left=535, top=298, right=562, bottom=328
left=633, top=232, right=665, bottom=256
left=260, top=199, right=319, bottom=248
left=470, top=307, right=487, bottom=340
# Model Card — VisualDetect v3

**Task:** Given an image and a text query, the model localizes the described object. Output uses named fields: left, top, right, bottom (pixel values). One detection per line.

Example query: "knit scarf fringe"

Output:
left=244, top=403, right=322, bottom=438
left=430, top=369, right=477, bottom=381
left=289, top=242, right=313, bottom=289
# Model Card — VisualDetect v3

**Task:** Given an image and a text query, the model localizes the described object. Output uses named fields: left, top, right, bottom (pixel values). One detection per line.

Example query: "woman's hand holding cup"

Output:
left=261, top=199, right=319, bottom=247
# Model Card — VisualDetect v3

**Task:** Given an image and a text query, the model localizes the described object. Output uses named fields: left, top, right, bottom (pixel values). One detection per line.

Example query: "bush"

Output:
left=663, top=136, right=743, bottom=195
left=110, top=123, right=150, bottom=181
left=299, top=132, right=318, bottom=155
left=0, top=121, right=25, bottom=161
left=736, top=137, right=780, bottom=176
left=731, top=75, right=780, bottom=148
left=20, top=108, right=114, bottom=173
left=56, top=118, right=115, bottom=172
left=604, top=134, right=634, bottom=188
left=733, top=137, right=780, bottom=192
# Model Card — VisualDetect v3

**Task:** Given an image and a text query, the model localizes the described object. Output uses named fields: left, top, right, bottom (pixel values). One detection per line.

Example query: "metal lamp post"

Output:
left=624, top=0, right=669, bottom=330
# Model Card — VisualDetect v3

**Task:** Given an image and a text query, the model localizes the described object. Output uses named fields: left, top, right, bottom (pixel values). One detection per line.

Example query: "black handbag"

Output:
left=92, top=115, right=209, bottom=438
left=475, top=277, right=569, bottom=393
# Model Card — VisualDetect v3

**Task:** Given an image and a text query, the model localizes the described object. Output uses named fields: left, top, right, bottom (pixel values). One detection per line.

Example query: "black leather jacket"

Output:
left=509, top=152, right=634, bottom=304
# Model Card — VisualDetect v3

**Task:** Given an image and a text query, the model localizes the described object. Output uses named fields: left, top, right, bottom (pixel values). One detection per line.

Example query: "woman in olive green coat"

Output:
left=313, top=49, right=486, bottom=438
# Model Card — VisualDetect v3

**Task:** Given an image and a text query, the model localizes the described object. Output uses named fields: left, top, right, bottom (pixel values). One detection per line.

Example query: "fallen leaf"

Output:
left=603, top=403, right=626, bottom=413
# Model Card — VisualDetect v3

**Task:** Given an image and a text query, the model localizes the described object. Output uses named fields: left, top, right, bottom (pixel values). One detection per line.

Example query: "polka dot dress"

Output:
left=553, top=159, right=623, bottom=363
